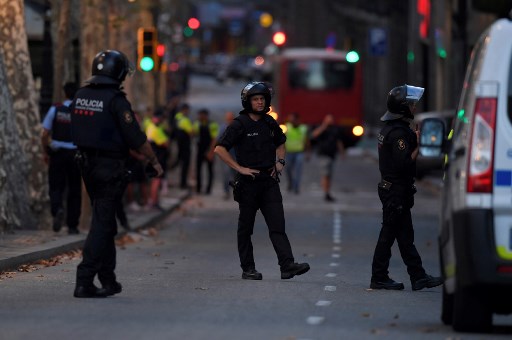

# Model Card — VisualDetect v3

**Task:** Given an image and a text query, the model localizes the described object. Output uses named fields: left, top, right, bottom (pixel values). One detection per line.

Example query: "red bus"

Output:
left=272, top=48, right=364, bottom=147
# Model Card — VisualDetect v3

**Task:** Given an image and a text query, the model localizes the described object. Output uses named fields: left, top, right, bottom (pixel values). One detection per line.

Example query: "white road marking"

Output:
left=316, top=300, right=332, bottom=307
left=324, top=285, right=337, bottom=292
left=306, top=316, right=325, bottom=325
left=325, top=273, right=337, bottom=278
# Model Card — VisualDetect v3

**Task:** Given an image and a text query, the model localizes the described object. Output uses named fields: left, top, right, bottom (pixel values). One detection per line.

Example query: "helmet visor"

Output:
left=126, top=61, right=135, bottom=77
left=405, top=85, right=424, bottom=104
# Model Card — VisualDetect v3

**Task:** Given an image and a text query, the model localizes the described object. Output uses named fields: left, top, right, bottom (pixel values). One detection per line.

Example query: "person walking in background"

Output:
left=284, top=112, right=309, bottom=194
left=145, top=108, right=170, bottom=210
left=370, top=84, right=442, bottom=291
left=310, top=114, right=345, bottom=202
left=215, top=81, right=310, bottom=281
left=219, top=111, right=236, bottom=200
left=41, top=82, right=82, bottom=234
left=193, top=108, right=219, bottom=195
left=174, top=103, right=193, bottom=190
left=70, top=50, right=163, bottom=298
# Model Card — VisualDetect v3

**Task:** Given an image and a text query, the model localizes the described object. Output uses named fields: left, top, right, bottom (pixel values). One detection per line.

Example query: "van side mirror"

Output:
left=419, top=118, right=445, bottom=157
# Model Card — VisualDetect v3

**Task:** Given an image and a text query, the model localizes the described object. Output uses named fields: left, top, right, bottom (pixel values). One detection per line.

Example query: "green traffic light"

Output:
left=407, top=51, right=415, bottom=63
left=346, top=51, right=359, bottom=63
left=140, top=56, right=154, bottom=72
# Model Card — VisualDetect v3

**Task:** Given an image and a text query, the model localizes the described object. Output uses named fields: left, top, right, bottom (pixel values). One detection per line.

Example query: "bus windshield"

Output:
left=288, top=59, right=354, bottom=90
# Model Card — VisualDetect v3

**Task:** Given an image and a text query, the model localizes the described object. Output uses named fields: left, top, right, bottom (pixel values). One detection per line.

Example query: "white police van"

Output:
left=420, top=18, right=512, bottom=332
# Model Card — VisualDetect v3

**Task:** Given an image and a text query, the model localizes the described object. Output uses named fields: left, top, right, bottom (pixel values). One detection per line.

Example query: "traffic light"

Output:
left=272, top=31, right=286, bottom=46
left=137, top=27, right=157, bottom=72
left=156, top=43, right=165, bottom=71
left=345, top=51, right=360, bottom=63
left=187, top=17, right=200, bottom=30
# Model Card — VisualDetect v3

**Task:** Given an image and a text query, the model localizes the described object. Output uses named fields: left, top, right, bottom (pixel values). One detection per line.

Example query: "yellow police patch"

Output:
left=397, top=139, right=406, bottom=150
left=123, top=111, right=133, bottom=124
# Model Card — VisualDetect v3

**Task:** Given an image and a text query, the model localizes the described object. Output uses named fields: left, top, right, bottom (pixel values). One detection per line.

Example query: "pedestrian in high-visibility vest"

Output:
left=193, top=108, right=219, bottom=194
left=174, top=103, right=193, bottom=189
left=284, top=112, right=309, bottom=194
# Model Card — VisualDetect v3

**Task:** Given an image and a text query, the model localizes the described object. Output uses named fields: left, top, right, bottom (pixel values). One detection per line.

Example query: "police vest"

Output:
left=234, top=114, right=278, bottom=169
left=195, top=121, right=219, bottom=151
left=378, top=120, right=416, bottom=185
left=70, top=86, right=126, bottom=152
left=51, top=104, right=72, bottom=142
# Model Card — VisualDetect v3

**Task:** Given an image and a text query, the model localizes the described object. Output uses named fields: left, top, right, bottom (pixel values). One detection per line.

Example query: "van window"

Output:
left=452, top=31, right=488, bottom=144
left=288, top=60, right=354, bottom=90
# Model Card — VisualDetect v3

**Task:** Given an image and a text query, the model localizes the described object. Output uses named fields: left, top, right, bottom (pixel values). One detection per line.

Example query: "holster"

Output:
left=74, top=150, right=89, bottom=170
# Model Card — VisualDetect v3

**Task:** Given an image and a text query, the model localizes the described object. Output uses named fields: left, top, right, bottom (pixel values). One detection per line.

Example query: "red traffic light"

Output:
left=273, top=31, right=286, bottom=46
left=188, top=18, right=200, bottom=30
left=156, top=44, right=165, bottom=57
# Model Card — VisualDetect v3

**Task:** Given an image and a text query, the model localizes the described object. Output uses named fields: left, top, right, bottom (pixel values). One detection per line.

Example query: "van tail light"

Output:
left=467, top=97, right=497, bottom=193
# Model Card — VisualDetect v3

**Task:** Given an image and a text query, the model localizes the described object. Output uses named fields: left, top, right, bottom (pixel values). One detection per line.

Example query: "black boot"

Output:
left=281, top=262, right=310, bottom=279
left=102, top=281, right=123, bottom=296
left=370, top=278, right=405, bottom=290
left=73, top=284, right=108, bottom=298
left=411, top=275, right=443, bottom=291
left=242, top=269, right=263, bottom=280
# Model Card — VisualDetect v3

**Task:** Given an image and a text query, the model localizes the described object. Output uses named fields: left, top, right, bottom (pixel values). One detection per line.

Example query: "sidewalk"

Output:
left=0, top=190, right=190, bottom=272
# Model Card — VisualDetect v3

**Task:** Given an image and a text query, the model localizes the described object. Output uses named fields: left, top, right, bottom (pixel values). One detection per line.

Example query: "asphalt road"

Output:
left=1, top=152, right=510, bottom=339
left=1, top=75, right=510, bottom=339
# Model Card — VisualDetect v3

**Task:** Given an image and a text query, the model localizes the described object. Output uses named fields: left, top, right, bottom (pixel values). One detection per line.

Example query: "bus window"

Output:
left=288, top=60, right=354, bottom=90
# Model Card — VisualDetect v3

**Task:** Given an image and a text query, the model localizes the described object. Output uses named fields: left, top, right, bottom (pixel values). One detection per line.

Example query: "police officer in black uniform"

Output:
left=41, top=82, right=81, bottom=234
left=70, top=50, right=163, bottom=298
left=214, top=82, right=310, bottom=280
left=370, top=84, right=443, bottom=291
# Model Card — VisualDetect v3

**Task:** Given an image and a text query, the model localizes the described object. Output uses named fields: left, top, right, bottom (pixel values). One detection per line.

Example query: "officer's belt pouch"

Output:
left=378, top=180, right=392, bottom=191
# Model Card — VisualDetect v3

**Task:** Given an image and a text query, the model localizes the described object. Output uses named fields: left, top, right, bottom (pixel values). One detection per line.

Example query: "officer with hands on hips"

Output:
left=370, top=84, right=443, bottom=291
left=70, top=50, right=163, bottom=298
left=214, top=81, right=310, bottom=280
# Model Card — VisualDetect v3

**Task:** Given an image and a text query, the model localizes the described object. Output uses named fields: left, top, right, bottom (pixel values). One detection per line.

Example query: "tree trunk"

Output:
left=52, top=0, right=72, bottom=102
left=0, top=0, right=50, bottom=231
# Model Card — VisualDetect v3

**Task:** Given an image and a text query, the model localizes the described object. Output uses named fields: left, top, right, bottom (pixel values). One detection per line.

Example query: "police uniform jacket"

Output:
left=42, top=99, right=77, bottom=150
left=70, top=84, right=147, bottom=156
left=378, top=119, right=417, bottom=188
left=217, top=111, right=286, bottom=170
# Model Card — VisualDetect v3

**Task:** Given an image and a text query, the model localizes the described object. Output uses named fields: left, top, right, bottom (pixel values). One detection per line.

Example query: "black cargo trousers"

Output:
left=371, top=183, right=426, bottom=282
left=233, top=172, right=295, bottom=271
left=48, top=149, right=82, bottom=229
left=76, top=154, right=128, bottom=286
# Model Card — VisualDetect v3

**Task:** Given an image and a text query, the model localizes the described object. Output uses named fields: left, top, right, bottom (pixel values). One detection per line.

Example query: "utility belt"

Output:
left=378, top=179, right=416, bottom=194
left=240, top=167, right=276, bottom=181
left=47, top=147, right=77, bottom=155
left=79, top=147, right=126, bottom=160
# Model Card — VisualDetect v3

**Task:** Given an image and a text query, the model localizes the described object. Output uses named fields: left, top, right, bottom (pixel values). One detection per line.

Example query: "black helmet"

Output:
left=241, top=82, right=272, bottom=113
left=86, top=50, right=134, bottom=85
left=381, top=84, right=424, bottom=121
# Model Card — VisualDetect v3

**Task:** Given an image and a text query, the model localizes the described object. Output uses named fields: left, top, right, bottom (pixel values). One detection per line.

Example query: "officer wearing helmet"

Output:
left=215, top=82, right=310, bottom=281
left=370, top=84, right=443, bottom=291
left=70, top=50, right=163, bottom=298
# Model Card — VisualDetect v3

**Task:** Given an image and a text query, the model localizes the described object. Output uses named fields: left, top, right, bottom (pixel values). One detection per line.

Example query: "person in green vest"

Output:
left=285, top=112, right=309, bottom=194
left=145, top=108, right=170, bottom=209
left=193, top=108, right=219, bottom=194
left=174, top=103, right=193, bottom=189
